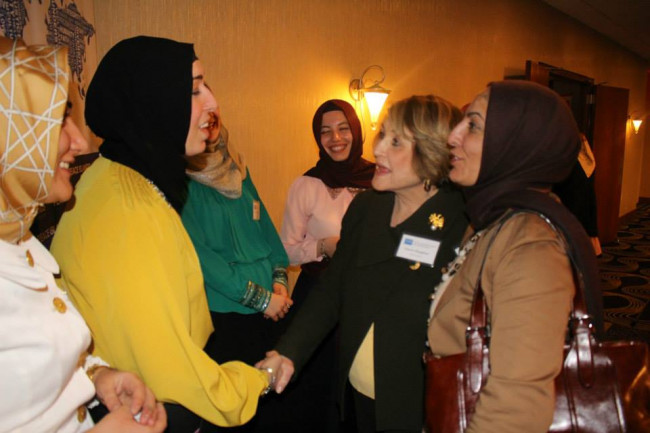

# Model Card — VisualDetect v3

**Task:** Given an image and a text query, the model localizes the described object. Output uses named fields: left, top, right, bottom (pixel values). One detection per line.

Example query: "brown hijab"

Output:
left=305, top=99, right=375, bottom=189
left=0, top=38, right=68, bottom=243
left=464, top=80, right=603, bottom=334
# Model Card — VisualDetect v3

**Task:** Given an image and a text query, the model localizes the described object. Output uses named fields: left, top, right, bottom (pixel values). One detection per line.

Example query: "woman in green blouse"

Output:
left=182, top=118, right=292, bottom=432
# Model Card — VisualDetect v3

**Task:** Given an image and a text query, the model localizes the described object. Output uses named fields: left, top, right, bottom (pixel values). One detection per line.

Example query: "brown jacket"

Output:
left=427, top=212, right=574, bottom=433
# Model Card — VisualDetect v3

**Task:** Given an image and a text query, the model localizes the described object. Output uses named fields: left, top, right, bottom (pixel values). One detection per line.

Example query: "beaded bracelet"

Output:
left=240, top=281, right=272, bottom=312
left=319, top=239, right=329, bottom=259
left=272, top=266, right=288, bottom=288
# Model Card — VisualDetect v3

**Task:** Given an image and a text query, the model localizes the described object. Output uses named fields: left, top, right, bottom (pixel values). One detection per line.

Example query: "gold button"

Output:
left=26, top=250, right=34, bottom=267
left=53, top=297, right=67, bottom=314
left=77, top=406, right=87, bottom=423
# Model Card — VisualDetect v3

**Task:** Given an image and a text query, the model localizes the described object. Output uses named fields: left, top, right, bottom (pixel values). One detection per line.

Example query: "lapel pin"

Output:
left=429, top=213, right=444, bottom=231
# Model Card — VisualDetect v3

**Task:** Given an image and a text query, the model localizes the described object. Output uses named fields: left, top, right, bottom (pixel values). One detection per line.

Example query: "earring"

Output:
left=423, top=179, right=432, bottom=192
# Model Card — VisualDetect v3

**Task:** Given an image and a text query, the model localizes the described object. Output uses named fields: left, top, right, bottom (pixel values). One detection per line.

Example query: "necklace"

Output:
left=427, top=229, right=486, bottom=323
left=144, top=178, right=172, bottom=209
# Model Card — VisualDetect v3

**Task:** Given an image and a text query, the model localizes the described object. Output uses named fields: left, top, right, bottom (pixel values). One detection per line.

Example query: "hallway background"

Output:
left=602, top=198, right=650, bottom=344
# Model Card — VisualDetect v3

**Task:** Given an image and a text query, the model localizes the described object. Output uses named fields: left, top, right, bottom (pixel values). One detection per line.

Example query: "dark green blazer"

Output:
left=276, top=186, right=468, bottom=431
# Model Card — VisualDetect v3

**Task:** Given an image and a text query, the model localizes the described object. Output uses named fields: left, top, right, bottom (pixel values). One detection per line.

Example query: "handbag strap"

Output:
left=465, top=210, right=597, bottom=392
left=465, top=212, right=512, bottom=393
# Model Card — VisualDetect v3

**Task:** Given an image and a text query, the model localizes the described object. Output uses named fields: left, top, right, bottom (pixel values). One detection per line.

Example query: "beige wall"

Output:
left=91, top=0, right=649, bottom=227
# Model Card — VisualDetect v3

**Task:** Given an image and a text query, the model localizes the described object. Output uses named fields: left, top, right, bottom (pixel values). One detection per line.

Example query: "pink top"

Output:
left=281, top=176, right=361, bottom=265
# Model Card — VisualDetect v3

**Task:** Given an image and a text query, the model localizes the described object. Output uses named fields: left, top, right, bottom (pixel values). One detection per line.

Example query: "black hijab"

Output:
left=305, top=99, right=375, bottom=189
left=465, top=80, right=603, bottom=334
left=85, top=36, right=195, bottom=214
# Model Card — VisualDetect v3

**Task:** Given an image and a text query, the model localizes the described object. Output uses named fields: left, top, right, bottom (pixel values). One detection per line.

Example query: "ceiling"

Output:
left=542, top=0, right=650, bottom=62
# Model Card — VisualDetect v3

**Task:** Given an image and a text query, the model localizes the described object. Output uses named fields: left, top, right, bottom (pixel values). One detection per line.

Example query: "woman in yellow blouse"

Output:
left=52, top=36, right=276, bottom=432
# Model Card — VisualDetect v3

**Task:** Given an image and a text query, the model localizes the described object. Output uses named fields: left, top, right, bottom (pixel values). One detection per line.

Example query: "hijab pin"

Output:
left=429, top=213, right=444, bottom=231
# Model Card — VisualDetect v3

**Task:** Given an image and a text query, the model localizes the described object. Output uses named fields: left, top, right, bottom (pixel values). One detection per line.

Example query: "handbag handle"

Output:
left=466, top=282, right=488, bottom=394
left=535, top=213, right=597, bottom=388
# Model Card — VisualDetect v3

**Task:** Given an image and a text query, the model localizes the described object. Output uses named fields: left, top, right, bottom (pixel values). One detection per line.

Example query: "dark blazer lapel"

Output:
left=356, top=191, right=397, bottom=267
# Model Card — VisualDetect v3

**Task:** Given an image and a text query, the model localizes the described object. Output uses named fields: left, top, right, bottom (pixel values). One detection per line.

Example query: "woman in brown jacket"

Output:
left=427, top=81, right=603, bottom=432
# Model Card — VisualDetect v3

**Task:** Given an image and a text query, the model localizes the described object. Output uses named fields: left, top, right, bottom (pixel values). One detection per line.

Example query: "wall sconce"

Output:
left=628, top=115, right=643, bottom=134
left=349, top=65, right=391, bottom=130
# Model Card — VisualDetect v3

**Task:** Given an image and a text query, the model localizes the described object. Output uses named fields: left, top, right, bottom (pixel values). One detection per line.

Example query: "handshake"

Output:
left=255, top=350, right=295, bottom=394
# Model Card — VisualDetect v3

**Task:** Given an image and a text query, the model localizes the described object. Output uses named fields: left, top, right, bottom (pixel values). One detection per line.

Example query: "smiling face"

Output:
left=448, top=89, right=489, bottom=187
left=371, top=117, right=421, bottom=195
left=43, top=115, right=90, bottom=204
left=185, top=60, right=218, bottom=156
left=319, top=110, right=353, bottom=162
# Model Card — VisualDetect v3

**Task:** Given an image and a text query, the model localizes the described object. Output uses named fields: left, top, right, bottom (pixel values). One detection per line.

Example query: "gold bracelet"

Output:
left=86, top=364, right=107, bottom=383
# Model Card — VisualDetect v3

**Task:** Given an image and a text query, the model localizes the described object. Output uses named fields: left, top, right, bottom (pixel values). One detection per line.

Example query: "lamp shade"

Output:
left=364, top=85, right=390, bottom=130
left=349, top=65, right=391, bottom=131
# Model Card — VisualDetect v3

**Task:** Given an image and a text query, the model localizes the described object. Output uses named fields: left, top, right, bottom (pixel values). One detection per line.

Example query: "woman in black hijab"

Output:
left=52, top=36, right=276, bottom=432
left=427, top=81, right=602, bottom=432
left=83, top=35, right=196, bottom=213
left=305, top=99, right=375, bottom=188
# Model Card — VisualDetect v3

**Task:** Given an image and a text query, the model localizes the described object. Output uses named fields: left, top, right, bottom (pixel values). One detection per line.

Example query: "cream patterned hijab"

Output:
left=0, top=37, right=69, bottom=243
left=186, top=119, right=247, bottom=199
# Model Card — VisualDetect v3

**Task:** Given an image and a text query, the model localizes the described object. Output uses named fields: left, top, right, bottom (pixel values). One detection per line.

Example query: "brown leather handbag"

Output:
left=424, top=224, right=650, bottom=432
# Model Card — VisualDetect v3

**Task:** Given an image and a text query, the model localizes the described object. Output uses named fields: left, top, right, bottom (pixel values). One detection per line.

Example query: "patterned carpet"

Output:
left=600, top=198, right=650, bottom=344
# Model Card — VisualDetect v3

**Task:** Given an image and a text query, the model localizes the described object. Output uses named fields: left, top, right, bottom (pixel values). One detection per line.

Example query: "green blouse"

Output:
left=182, top=170, right=289, bottom=314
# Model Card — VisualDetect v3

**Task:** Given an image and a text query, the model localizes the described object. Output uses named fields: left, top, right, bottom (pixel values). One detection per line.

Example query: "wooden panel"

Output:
left=593, top=85, right=629, bottom=244
left=525, top=60, right=550, bottom=86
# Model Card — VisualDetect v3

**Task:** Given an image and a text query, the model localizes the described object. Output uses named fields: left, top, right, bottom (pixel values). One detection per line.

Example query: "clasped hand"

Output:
left=263, top=283, right=293, bottom=322
left=91, top=367, right=166, bottom=431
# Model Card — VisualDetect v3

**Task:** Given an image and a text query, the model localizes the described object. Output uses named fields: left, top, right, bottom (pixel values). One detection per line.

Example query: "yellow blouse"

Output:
left=51, top=157, right=267, bottom=426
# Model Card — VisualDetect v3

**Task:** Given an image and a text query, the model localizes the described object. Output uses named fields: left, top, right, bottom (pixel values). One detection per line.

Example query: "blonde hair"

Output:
left=386, top=95, right=462, bottom=185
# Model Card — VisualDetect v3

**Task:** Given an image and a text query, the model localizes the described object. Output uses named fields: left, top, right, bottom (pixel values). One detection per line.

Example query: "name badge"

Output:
left=395, top=233, right=440, bottom=267
left=252, top=200, right=260, bottom=221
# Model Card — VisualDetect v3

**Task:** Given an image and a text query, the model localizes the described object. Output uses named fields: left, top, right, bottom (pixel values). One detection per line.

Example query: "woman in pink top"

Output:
left=277, top=99, right=374, bottom=431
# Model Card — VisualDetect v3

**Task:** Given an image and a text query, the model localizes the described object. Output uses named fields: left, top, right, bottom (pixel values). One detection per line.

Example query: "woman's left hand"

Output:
left=273, top=282, right=289, bottom=298
left=92, top=367, right=159, bottom=426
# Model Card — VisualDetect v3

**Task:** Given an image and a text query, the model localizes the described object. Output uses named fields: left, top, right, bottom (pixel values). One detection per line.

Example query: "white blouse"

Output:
left=280, top=176, right=361, bottom=265
left=0, top=236, right=96, bottom=433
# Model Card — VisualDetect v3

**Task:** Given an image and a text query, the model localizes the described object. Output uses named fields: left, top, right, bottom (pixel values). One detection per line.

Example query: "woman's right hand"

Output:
left=90, top=404, right=167, bottom=432
left=256, top=350, right=295, bottom=394
left=264, top=293, right=293, bottom=322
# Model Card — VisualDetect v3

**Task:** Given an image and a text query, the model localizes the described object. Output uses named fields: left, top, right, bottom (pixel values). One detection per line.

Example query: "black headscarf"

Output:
left=85, top=36, right=195, bottom=214
left=465, top=80, right=603, bottom=334
left=304, top=99, right=375, bottom=189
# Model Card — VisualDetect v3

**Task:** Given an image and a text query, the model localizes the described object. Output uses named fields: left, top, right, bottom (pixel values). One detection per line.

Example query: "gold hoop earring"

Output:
left=423, top=179, right=432, bottom=192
